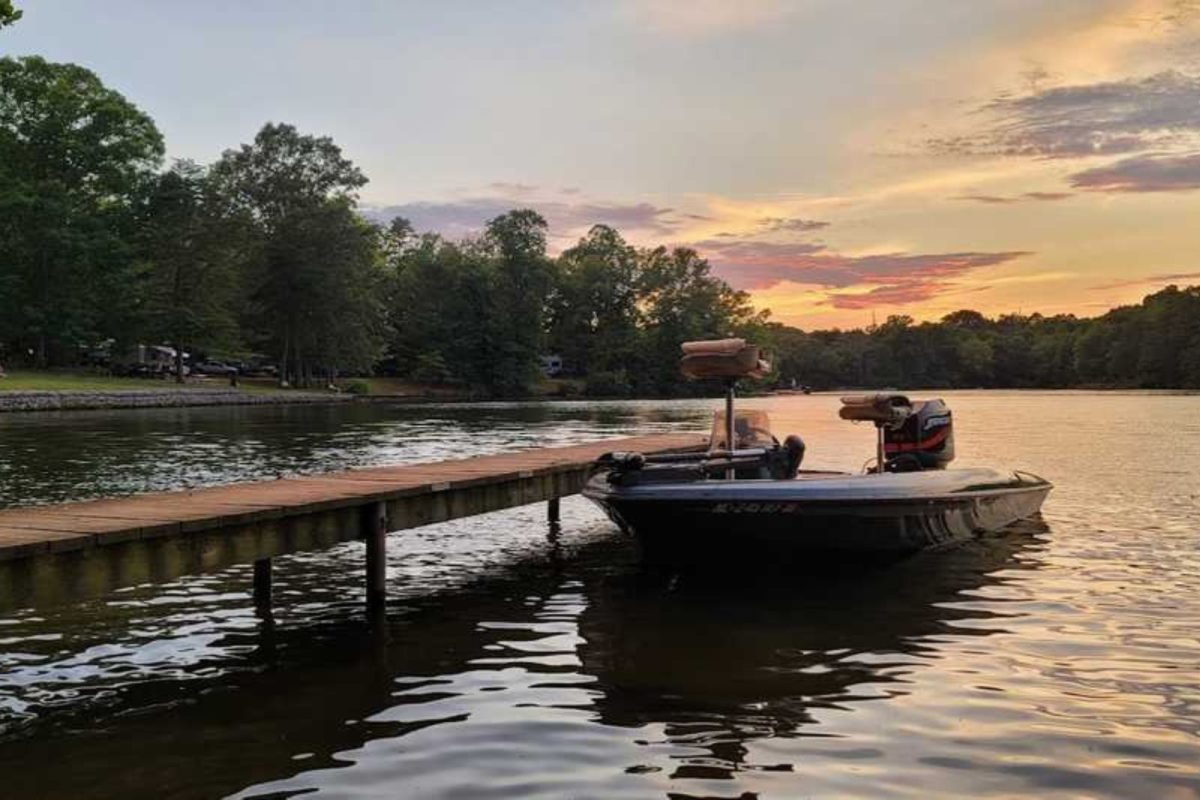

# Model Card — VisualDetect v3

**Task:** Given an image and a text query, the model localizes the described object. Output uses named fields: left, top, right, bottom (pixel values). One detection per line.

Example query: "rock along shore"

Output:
left=0, top=389, right=354, bottom=413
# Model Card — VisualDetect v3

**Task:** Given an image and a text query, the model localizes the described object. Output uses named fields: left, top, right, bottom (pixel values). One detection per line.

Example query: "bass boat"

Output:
left=582, top=339, right=1051, bottom=560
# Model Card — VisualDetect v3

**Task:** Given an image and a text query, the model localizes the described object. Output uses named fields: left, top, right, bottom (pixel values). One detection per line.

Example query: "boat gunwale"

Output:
left=583, top=475, right=1053, bottom=506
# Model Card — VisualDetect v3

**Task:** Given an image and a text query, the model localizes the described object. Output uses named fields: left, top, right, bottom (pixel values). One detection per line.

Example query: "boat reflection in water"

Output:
left=575, top=520, right=1046, bottom=781
left=0, top=518, right=1045, bottom=799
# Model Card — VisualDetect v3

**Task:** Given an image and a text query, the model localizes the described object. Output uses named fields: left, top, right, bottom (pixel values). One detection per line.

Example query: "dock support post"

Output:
left=363, top=501, right=388, bottom=616
left=547, top=497, right=560, bottom=524
left=253, top=557, right=272, bottom=612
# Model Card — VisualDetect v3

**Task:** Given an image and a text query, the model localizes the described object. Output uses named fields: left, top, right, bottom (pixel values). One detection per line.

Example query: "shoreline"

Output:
left=0, top=388, right=356, bottom=414
left=2, top=384, right=1195, bottom=415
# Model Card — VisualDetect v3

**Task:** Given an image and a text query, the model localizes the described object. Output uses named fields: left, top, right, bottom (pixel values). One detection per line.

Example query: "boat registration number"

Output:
left=711, top=502, right=802, bottom=514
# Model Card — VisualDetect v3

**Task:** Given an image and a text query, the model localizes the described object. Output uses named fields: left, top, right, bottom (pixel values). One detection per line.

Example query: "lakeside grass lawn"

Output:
left=356, top=376, right=466, bottom=398
left=0, top=371, right=502, bottom=399
left=0, top=370, right=292, bottom=394
left=0, top=370, right=185, bottom=392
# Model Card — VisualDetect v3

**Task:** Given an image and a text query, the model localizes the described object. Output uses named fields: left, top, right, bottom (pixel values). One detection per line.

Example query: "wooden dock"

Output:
left=0, top=433, right=705, bottom=611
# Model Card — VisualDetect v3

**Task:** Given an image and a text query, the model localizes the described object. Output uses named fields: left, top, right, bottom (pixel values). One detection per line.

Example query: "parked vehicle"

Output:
left=192, top=360, right=238, bottom=376
left=112, top=344, right=189, bottom=378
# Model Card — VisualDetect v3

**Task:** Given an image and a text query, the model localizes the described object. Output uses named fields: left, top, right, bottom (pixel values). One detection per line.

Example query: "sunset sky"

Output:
left=6, top=0, right=1200, bottom=328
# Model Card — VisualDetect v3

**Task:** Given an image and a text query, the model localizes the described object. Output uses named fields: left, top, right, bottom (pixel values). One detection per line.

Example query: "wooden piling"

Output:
left=253, top=557, right=272, bottom=611
left=363, top=501, right=388, bottom=614
left=547, top=497, right=560, bottom=524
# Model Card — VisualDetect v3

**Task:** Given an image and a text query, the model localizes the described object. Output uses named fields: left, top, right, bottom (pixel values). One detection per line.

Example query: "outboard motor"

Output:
left=839, top=394, right=954, bottom=472
left=883, top=399, right=954, bottom=471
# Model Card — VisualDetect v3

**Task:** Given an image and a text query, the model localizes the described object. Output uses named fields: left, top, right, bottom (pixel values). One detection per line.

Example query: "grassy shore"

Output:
left=0, top=370, right=200, bottom=392
left=0, top=370, right=305, bottom=395
left=1, top=371, right=569, bottom=401
left=0, top=370, right=470, bottom=399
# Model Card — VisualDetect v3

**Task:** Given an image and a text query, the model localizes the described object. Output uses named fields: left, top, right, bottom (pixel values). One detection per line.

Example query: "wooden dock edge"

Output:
left=0, top=434, right=705, bottom=611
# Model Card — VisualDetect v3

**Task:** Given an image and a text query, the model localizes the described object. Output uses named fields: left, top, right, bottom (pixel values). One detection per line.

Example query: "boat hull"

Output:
left=583, top=467, right=1050, bottom=561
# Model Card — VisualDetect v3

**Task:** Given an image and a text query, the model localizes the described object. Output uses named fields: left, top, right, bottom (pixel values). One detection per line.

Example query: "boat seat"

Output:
left=680, top=338, right=770, bottom=380
left=839, top=393, right=913, bottom=425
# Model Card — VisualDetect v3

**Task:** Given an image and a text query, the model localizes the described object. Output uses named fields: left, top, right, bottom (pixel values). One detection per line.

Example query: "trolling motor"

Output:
left=839, top=394, right=954, bottom=472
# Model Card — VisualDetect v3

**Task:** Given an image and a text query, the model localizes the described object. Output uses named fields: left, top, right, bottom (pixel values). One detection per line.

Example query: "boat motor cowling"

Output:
left=883, top=398, right=954, bottom=471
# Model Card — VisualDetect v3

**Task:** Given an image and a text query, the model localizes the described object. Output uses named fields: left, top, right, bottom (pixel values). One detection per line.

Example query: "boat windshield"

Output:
left=710, top=410, right=774, bottom=450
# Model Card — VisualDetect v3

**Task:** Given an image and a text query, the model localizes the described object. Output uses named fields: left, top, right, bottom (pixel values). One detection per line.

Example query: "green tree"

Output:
left=211, top=123, right=378, bottom=385
left=210, top=122, right=366, bottom=230
left=955, top=335, right=994, bottom=385
left=478, top=210, right=555, bottom=394
left=637, top=246, right=763, bottom=394
left=547, top=224, right=642, bottom=383
left=251, top=199, right=386, bottom=386
left=0, top=56, right=163, bottom=366
left=0, top=1, right=20, bottom=28
left=138, top=161, right=245, bottom=382
left=387, top=231, right=491, bottom=387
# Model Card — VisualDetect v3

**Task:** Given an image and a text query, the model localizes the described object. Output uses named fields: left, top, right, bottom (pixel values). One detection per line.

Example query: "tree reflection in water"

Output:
left=0, top=518, right=1046, bottom=799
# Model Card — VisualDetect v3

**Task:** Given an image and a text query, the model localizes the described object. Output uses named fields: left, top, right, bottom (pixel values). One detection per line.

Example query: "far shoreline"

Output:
left=1, top=383, right=1196, bottom=415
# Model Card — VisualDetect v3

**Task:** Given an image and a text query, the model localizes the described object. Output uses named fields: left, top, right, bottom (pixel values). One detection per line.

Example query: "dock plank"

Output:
left=0, top=529, right=95, bottom=560
left=0, top=433, right=703, bottom=564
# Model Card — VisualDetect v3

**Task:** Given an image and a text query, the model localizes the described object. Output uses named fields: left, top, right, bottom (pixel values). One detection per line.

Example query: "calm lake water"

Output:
left=1, top=393, right=1198, bottom=799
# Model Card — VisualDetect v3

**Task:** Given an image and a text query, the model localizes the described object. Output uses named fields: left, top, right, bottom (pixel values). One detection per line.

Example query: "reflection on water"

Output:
left=579, top=530, right=1039, bottom=757
left=1, top=392, right=1199, bottom=798
left=0, top=401, right=708, bottom=508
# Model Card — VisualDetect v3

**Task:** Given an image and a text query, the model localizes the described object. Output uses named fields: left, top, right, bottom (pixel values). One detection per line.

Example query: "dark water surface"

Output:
left=0, top=393, right=1198, bottom=798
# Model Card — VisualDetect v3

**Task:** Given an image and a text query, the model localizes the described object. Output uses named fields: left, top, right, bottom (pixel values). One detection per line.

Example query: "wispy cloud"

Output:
left=932, top=71, right=1200, bottom=158
left=822, top=282, right=949, bottom=310
left=1069, top=151, right=1200, bottom=191
left=1024, top=191, right=1074, bottom=200
left=956, top=192, right=1072, bottom=203
left=957, top=194, right=1018, bottom=205
left=1092, top=270, right=1200, bottom=290
left=756, top=216, right=830, bottom=233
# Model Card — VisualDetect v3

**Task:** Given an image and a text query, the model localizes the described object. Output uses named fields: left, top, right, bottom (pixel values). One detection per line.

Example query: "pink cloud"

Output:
left=693, top=237, right=1029, bottom=311
left=699, top=240, right=1028, bottom=292
left=822, top=282, right=947, bottom=309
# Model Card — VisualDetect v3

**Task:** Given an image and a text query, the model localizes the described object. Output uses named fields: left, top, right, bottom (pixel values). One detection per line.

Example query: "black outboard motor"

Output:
left=839, top=394, right=954, bottom=472
left=883, top=399, right=954, bottom=471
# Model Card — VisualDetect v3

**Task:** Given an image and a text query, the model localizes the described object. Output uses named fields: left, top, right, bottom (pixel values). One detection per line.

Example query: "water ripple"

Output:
left=0, top=392, right=1198, bottom=799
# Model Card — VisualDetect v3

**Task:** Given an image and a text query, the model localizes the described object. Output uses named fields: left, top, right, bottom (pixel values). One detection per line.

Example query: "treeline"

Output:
left=3, top=55, right=1199, bottom=395
left=0, top=56, right=760, bottom=394
left=0, top=56, right=385, bottom=387
left=388, top=219, right=762, bottom=395
left=770, top=286, right=1200, bottom=390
